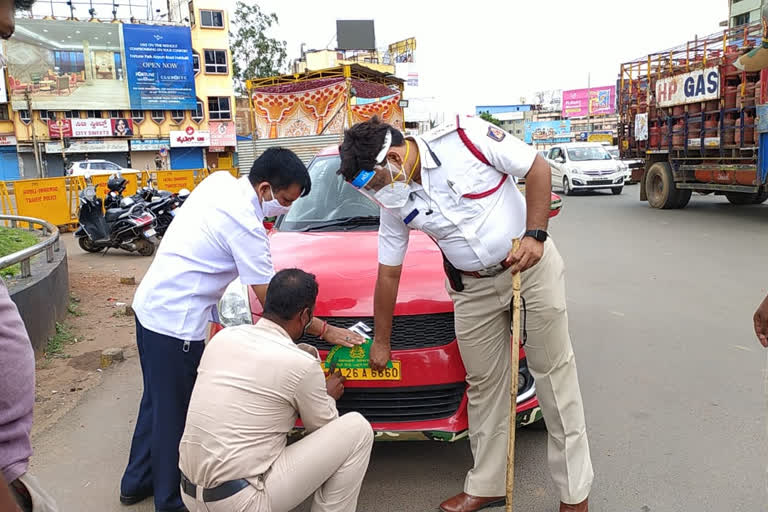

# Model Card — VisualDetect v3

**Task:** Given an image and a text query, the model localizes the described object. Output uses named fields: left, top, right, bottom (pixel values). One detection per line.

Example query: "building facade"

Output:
left=2, top=0, right=235, bottom=180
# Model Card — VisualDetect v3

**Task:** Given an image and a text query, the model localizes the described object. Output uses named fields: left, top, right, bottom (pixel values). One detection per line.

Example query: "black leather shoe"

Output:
left=119, top=489, right=152, bottom=506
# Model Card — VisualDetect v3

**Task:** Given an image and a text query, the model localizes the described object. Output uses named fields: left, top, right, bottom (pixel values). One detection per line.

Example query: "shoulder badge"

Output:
left=487, top=125, right=506, bottom=142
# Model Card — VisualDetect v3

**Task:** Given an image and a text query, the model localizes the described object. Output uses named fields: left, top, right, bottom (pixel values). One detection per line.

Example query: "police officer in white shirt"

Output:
left=121, top=148, right=362, bottom=512
left=338, top=117, right=593, bottom=512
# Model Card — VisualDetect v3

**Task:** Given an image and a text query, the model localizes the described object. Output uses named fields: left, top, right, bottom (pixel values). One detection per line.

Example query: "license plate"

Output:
left=143, top=228, right=156, bottom=238
left=326, top=361, right=401, bottom=381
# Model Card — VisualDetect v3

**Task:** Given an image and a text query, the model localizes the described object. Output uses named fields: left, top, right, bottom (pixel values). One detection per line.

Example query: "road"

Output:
left=30, top=188, right=768, bottom=511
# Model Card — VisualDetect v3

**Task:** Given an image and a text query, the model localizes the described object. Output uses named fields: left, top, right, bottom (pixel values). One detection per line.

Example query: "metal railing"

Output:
left=0, top=215, right=60, bottom=278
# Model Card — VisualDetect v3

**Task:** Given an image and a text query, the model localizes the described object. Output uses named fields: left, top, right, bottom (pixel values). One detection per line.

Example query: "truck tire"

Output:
left=752, top=189, right=768, bottom=204
left=674, top=189, right=692, bottom=208
left=645, top=162, right=685, bottom=209
left=725, top=192, right=762, bottom=205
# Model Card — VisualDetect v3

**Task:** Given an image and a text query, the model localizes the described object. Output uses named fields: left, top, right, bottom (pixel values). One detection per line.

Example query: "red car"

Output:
left=213, top=146, right=562, bottom=441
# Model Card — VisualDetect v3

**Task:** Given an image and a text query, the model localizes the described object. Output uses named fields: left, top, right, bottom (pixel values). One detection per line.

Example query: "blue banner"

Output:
left=123, top=24, right=197, bottom=110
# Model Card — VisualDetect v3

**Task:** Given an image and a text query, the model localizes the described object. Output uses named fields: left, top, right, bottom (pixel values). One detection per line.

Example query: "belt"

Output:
left=180, top=472, right=252, bottom=503
left=459, top=258, right=512, bottom=279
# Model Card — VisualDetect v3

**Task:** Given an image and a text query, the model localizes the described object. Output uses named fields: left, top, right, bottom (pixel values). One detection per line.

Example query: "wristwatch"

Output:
left=524, top=229, right=548, bottom=242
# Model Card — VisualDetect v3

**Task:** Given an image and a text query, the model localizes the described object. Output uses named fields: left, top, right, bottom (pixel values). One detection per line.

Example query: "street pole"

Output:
left=24, top=90, right=42, bottom=178
left=587, top=72, right=592, bottom=135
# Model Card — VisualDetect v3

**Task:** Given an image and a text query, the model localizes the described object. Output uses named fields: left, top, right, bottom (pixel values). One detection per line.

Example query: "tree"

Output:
left=229, top=1, right=288, bottom=92
left=479, top=111, right=502, bottom=127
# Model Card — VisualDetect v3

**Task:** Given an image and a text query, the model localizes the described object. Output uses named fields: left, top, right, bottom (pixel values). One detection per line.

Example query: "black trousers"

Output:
left=120, top=316, right=204, bottom=511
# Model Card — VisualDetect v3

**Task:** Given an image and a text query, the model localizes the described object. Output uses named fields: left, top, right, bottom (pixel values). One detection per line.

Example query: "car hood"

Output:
left=269, top=229, right=452, bottom=317
left=570, top=159, right=619, bottom=171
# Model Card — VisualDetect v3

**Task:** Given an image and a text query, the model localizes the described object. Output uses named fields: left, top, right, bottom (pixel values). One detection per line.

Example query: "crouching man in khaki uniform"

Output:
left=178, top=269, right=373, bottom=512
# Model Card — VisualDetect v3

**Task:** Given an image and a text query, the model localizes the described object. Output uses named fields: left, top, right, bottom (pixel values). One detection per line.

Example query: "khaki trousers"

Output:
left=181, top=412, right=373, bottom=512
left=447, top=238, right=593, bottom=504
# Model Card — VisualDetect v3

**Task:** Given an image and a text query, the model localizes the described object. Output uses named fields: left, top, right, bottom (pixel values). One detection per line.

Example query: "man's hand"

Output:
left=753, top=293, right=768, bottom=348
left=370, top=339, right=392, bottom=371
left=506, top=237, right=544, bottom=274
left=326, top=370, right=346, bottom=400
left=323, top=324, right=364, bottom=348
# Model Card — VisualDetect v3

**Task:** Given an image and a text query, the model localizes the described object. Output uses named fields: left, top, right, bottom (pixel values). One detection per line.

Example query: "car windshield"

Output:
left=606, top=149, right=619, bottom=158
left=277, top=155, right=380, bottom=232
left=567, top=146, right=612, bottom=161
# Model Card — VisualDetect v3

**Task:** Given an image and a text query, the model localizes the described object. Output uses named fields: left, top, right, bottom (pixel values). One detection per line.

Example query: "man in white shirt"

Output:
left=337, top=116, right=593, bottom=512
left=121, top=148, right=360, bottom=512
left=178, top=269, right=373, bottom=512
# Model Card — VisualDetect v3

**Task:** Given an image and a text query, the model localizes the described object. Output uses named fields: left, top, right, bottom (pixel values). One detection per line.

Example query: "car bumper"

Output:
left=571, top=175, right=625, bottom=189
left=209, top=323, right=541, bottom=441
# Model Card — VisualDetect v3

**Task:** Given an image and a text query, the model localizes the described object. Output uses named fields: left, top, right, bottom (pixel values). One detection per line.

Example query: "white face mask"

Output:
left=373, top=161, right=412, bottom=210
left=262, top=187, right=291, bottom=217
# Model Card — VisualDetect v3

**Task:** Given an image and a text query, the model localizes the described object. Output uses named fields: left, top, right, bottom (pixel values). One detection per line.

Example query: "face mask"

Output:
left=373, top=161, right=412, bottom=210
left=262, top=186, right=291, bottom=217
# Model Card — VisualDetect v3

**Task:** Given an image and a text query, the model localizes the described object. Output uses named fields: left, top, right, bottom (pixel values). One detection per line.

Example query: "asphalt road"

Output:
left=30, top=187, right=768, bottom=512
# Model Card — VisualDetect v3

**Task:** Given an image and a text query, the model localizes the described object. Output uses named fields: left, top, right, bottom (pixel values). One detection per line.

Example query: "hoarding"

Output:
left=47, top=118, right=134, bottom=137
left=45, top=139, right=129, bottom=153
left=7, top=19, right=196, bottom=111
left=209, top=121, right=236, bottom=147
left=122, top=24, right=197, bottom=110
left=562, top=86, right=616, bottom=118
left=524, top=120, right=571, bottom=144
left=170, top=126, right=210, bottom=147
left=655, top=67, right=719, bottom=107
left=130, top=139, right=170, bottom=151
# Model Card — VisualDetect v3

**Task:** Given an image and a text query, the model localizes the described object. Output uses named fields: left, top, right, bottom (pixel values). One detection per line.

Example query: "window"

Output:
left=171, top=110, right=186, bottom=123
left=192, top=52, right=200, bottom=75
left=65, top=110, right=78, bottom=119
left=19, top=110, right=30, bottom=123
left=0, top=106, right=9, bottom=122
left=38, top=110, right=50, bottom=121
left=734, top=13, right=750, bottom=26
left=131, top=110, right=145, bottom=123
left=109, top=110, right=122, bottom=119
left=151, top=110, right=166, bottom=123
left=207, top=96, right=230, bottom=120
left=200, top=9, right=224, bottom=28
left=86, top=110, right=101, bottom=119
left=204, top=50, right=228, bottom=74
left=191, top=99, right=204, bottom=123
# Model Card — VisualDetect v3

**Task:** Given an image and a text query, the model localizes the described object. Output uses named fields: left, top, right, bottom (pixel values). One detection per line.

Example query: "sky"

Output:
left=222, top=0, right=727, bottom=115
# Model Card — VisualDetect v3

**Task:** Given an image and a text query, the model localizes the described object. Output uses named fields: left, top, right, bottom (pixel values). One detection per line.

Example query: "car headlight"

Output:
left=218, top=279, right=253, bottom=327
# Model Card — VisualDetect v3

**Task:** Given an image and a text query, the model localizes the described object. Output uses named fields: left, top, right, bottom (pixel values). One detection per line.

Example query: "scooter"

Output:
left=74, top=181, right=157, bottom=256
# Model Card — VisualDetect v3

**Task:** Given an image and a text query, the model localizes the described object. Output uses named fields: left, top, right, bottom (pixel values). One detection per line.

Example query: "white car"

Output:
left=546, top=143, right=626, bottom=196
left=66, top=160, right=140, bottom=176
left=605, top=145, right=637, bottom=184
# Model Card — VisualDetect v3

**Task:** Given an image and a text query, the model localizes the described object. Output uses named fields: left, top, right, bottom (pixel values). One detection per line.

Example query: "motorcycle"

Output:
left=106, top=175, right=186, bottom=238
left=74, top=182, right=157, bottom=256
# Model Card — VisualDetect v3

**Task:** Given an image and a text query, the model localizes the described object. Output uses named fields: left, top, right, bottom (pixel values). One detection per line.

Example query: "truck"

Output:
left=618, top=21, right=768, bottom=208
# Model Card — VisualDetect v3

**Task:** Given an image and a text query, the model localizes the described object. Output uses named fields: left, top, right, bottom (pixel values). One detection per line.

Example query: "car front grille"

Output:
left=337, top=383, right=467, bottom=422
left=298, top=313, right=456, bottom=351
left=588, top=179, right=613, bottom=185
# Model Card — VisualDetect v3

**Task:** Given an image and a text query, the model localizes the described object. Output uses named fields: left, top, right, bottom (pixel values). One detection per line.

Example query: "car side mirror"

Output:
left=556, top=156, right=565, bottom=163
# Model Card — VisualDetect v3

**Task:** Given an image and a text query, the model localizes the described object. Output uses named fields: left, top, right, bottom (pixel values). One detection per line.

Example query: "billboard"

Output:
left=655, top=67, right=719, bottom=107
left=524, top=120, right=571, bottom=144
left=562, top=86, right=616, bottom=118
left=123, top=24, right=197, bottom=110
left=7, top=19, right=196, bottom=111
left=47, top=118, right=134, bottom=137
left=170, top=126, right=210, bottom=147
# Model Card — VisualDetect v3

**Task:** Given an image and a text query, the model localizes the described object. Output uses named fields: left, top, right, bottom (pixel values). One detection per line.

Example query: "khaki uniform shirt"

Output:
left=179, top=319, right=338, bottom=488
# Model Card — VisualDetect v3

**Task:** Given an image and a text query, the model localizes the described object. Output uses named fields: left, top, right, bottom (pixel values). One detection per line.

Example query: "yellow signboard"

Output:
left=587, top=133, right=614, bottom=144
left=157, top=170, right=196, bottom=193
left=89, top=172, right=140, bottom=199
left=13, top=178, right=71, bottom=226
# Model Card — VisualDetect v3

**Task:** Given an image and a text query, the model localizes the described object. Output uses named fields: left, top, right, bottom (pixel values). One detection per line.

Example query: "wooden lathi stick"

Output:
left=506, top=238, right=522, bottom=512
